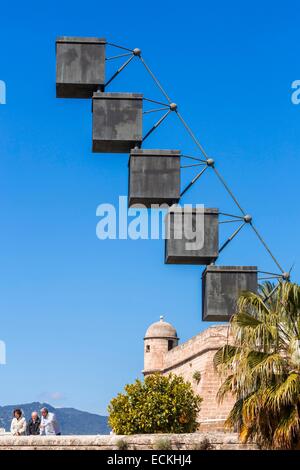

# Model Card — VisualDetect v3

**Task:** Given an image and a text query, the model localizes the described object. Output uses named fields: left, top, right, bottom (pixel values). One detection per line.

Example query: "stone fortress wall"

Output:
left=143, top=319, right=235, bottom=430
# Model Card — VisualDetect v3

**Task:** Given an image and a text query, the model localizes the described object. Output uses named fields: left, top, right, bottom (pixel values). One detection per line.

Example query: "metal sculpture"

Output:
left=55, top=37, right=291, bottom=322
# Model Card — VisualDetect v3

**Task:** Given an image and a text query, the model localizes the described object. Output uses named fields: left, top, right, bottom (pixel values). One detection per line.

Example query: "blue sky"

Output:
left=0, top=0, right=299, bottom=415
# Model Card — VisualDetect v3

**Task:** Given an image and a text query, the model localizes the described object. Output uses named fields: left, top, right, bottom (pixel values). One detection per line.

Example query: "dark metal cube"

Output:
left=202, top=265, right=258, bottom=322
left=92, top=92, right=143, bottom=153
left=128, top=149, right=181, bottom=207
left=56, top=37, right=106, bottom=98
left=165, top=208, right=219, bottom=264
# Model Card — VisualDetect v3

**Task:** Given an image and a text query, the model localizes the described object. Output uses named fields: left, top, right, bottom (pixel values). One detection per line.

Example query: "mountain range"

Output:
left=0, top=402, right=110, bottom=435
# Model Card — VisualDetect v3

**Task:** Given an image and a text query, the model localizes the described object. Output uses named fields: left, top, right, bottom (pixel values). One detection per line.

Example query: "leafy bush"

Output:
left=108, top=373, right=202, bottom=435
left=192, top=371, right=201, bottom=384
left=115, top=438, right=129, bottom=450
left=192, top=437, right=213, bottom=450
left=154, top=437, right=172, bottom=450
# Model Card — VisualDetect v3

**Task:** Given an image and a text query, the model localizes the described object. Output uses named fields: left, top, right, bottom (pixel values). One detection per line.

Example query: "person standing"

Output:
left=26, top=411, right=41, bottom=435
left=40, top=407, right=61, bottom=435
left=10, top=409, right=26, bottom=436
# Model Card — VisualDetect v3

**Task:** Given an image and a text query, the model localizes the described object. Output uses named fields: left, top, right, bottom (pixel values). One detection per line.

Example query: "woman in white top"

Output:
left=10, top=408, right=26, bottom=436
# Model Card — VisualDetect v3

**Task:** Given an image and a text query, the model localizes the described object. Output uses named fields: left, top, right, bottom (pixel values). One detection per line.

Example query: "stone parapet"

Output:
left=163, top=325, right=230, bottom=371
left=0, top=433, right=257, bottom=450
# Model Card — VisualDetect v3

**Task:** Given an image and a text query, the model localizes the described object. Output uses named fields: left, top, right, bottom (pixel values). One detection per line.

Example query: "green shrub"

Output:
left=108, top=373, right=202, bottom=435
left=192, top=371, right=201, bottom=384
left=115, top=439, right=129, bottom=450
left=192, top=437, right=213, bottom=450
left=154, top=437, right=172, bottom=450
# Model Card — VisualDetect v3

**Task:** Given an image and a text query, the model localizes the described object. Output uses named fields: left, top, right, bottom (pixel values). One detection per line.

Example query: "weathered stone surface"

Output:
left=0, top=433, right=258, bottom=450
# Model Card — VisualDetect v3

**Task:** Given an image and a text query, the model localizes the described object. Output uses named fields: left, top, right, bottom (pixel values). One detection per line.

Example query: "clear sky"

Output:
left=0, top=0, right=299, bottom=415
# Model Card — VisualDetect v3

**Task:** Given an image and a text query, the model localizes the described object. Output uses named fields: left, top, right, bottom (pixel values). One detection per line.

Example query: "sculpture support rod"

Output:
left=105, top=55, right=134, bottom=88
left=180, top=166, right=208, bottom=197
left=106, top=52, right=133, bottom=61
left=142, top=109, right=171, bottom=142
left=250, top=223, right=284, bottom=273
left=139, top=56, right=172, bottom=104
left=106, top=42, right=133, bottom=52
left=212, top=167, right=246, bottom=216
left=143, top=107, right=169, bottom=114
left=175, top=111, right=209, bottom=160
left=264, top=282, right=281, bottom=301
left=219, top=222, right=246, bottom=253
left=180, top=163, right=206, bottom=169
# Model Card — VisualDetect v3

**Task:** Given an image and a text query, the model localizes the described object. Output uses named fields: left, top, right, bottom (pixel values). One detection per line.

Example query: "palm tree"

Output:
left=214, top=281, right=300, bottom=449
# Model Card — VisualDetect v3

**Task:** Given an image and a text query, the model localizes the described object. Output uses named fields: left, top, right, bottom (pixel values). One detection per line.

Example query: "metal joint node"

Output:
left=244, top=214, right=252, bottom=223
left=133, top=48, right=141, bottom=56
left=206, top=158, right=215, bottom=167
left=169, top=103, right=177, bottom=111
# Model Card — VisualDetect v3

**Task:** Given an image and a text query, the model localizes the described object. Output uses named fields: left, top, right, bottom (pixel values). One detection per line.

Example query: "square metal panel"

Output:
left=129, top=149, right=181, bottom=207
left=202, top=265, right=258, bottom=321
left=92, top=92, right=143, bottom=153
left=165, top=208, right=219, bottom=265
left=56, top=37, right=106, bottom=98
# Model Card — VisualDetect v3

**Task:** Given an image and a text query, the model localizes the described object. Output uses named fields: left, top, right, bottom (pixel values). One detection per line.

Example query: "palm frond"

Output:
left=265, top=373, right=300, bottom=411
left=247, top=351, right=284, bottom=381
left=273, top=406, right=300, bottom=449
left=216, top=374, right=235, bottom=403
left=214, top=281, right=300, bottom=449
left=232, top=312, right=262, bottom=328
left=224, top=398, right=244, bottom=430
left=213, top=345, right=238, bottom=369
left=237, top=290, right=270, bottom=317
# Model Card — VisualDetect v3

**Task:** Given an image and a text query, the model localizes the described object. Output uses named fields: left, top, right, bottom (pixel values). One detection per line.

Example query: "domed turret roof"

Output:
left=145, top=316, right=178, bottom=339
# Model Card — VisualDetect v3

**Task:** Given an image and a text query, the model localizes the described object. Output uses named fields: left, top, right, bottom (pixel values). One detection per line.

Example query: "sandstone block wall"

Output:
left=161, top=326, right=234, bottom=427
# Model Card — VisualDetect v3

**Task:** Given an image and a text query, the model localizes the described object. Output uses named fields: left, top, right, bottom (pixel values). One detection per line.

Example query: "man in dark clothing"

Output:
left=26, top=411, right=41, bottom=435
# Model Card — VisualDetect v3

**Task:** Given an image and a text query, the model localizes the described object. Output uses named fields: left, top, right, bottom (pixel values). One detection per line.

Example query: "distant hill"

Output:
left=0, top=402, right=110, bottom=435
